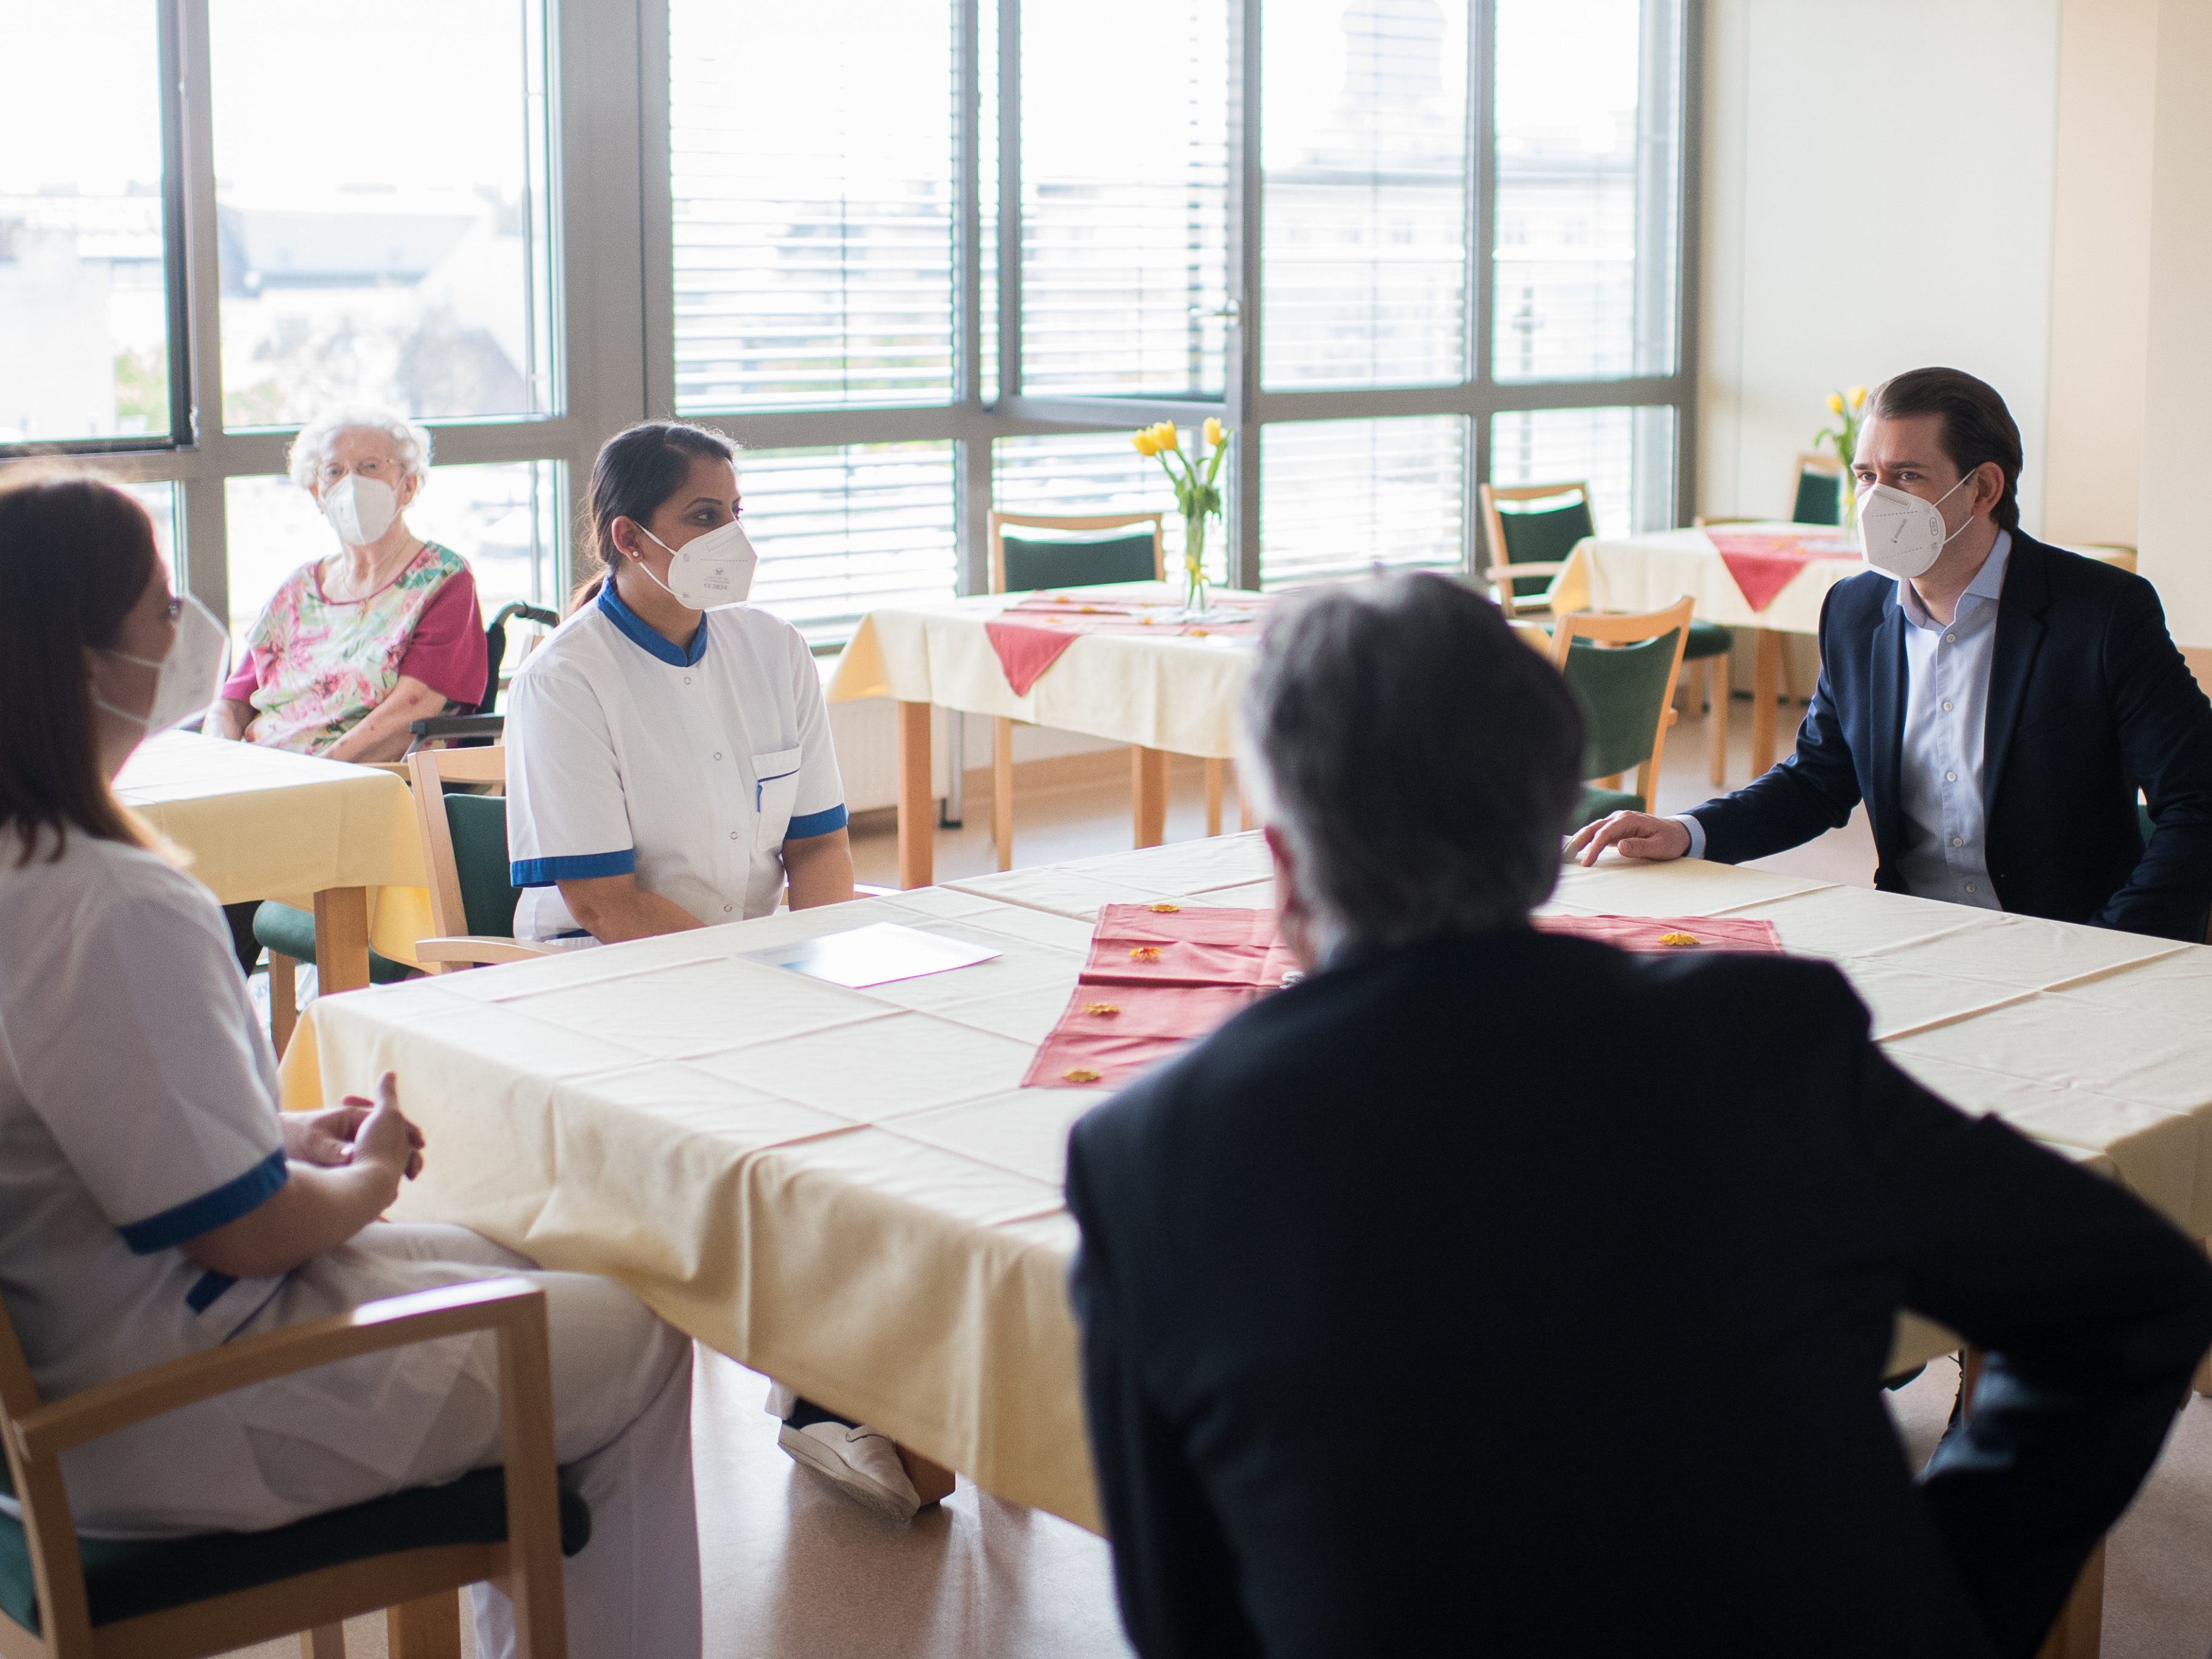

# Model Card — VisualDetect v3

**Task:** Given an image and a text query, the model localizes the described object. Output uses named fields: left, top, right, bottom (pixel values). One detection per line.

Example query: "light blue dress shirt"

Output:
left=1675, top=532, right=2013, bottom=911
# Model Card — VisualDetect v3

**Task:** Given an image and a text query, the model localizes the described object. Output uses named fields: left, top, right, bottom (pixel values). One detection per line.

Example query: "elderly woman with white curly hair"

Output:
left=209, top=405, right=487, bottom=762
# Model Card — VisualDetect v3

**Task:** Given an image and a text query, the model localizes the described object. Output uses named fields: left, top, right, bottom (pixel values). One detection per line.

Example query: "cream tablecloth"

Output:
left=115, top=731, right=432, bottom=968
left=826, top=582, right=1256, bottom=759
left=1577, top=521, right=1863, bottom=637
left=278, top=840, right=2212, bottom=1531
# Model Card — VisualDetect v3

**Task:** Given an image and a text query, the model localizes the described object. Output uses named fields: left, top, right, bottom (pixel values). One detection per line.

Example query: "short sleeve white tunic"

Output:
left=503, top=584, right=847, bottom=942
left=0, top=829, right=493, bottom=1535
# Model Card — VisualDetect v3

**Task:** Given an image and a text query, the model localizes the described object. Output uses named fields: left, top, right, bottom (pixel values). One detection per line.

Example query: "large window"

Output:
left=5, top=0, right=1690, bottom=640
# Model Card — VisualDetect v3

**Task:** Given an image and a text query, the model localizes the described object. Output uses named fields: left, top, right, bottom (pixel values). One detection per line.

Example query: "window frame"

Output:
left=3, top=0, right=1698, bottom=632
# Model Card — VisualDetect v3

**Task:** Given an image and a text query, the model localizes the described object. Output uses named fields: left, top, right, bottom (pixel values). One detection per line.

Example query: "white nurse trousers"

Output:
left=233, top=1224, right=704, bottom=1659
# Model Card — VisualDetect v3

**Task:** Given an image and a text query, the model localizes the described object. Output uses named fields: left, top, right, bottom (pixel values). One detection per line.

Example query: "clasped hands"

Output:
left=281, top=1069, right=425, bottom=1182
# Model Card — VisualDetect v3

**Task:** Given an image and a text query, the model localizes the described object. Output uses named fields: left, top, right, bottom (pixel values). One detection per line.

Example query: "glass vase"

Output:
left=1180, top=513, right=1211, bottom=618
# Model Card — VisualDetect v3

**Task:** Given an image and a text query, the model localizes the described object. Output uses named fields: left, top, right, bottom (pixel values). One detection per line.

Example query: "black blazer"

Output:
left=1687, top=534, right=2212, bottom=941
left=1066, top=932, right=2212, bottom=1658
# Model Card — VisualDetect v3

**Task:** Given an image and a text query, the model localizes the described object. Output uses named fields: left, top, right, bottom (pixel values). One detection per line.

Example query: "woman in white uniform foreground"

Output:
left=505, top=422, right=926, bottom=1522
left=0, top=475, right=701, bottom=1659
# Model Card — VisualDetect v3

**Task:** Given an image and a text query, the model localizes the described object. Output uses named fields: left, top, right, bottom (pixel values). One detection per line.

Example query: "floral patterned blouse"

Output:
left=222, top=542, right=487, bottom=756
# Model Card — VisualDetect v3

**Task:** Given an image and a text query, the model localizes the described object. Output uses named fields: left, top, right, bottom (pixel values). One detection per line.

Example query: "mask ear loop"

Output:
left=1931, top=467, right=1983, bottom=549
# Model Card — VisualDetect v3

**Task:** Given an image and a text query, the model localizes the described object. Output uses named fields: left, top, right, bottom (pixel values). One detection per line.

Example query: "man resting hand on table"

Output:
left=1065, top=572, right=2212, bottom=1658
left=1570, top=366, right=2212, bottom=942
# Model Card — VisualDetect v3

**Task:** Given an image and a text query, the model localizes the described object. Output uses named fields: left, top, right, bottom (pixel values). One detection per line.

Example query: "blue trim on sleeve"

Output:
left=186, top=1271, right=238, bottom=1313
left=597, top=582, right=707, bottom=667
left=510, top=848, right=637, bottom=888
left=786, top=803, right=849, bottom=840
left=117, top=1149, right=287, bottom=1256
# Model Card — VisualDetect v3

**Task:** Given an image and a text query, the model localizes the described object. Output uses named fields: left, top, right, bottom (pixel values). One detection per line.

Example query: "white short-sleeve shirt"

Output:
left=504, top=584, right=847, bottom=942
left=0, top=829, right=288, bottom=1401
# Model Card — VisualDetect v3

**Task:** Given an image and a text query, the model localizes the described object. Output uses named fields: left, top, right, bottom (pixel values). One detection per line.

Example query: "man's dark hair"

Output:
left=1869, top=367, right=2024, bottom=532
left=1238, top=572, right=1586, bottom=947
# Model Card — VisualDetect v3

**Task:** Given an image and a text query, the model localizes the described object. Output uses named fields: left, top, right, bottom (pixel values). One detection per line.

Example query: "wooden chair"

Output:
left=1549, top=597, right=1695, bottom=830
left=1790, top=452, right=1846, bottom=526
left=1479, top=481, right=1596, bottom=624
left=406, top=746, right=559, bottom=973
left=0, top=1279, right=572, bottom=1659
left=985, top=510, right=1234, bottom=867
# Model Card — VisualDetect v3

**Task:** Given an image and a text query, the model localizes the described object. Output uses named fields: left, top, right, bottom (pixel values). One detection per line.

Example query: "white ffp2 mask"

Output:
left=1857, top=472, right=1977, bottom=580
left=95, top=593, right=233, bottom=734
left=321, top=473, right=400, bottom=546
left=637, top=519, right=758, bottom=609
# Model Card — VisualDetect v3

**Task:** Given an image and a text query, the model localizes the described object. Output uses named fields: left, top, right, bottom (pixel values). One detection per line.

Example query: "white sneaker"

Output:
left=778, top=1420, right=922, bottom=1523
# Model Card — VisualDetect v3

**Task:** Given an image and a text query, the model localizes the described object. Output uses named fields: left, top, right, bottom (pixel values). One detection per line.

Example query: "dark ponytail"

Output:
left=572, top=422, right=739, bottom=612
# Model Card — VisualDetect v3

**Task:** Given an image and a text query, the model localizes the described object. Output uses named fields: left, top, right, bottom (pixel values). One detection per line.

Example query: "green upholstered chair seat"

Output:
left=1682, top=620, right=1733, bottom=661
left=252, top=903, right=413, bottom=985
left=1001, top=532, right=1157, bottom=593
left=1572, top=785, right=1643, bottom=829
left=0, top=1466, right=588, bottom=1635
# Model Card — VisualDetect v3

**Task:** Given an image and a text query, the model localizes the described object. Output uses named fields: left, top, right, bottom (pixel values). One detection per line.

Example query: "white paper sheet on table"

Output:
left=739, top=922, right=1002, bottom=988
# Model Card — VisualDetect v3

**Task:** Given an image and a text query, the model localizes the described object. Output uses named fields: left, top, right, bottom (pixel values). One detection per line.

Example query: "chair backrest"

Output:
left=987, top=510, right=1164, bottom=594
left=1549, top=597, right=1695, bottom=807
left=1480, top=482, right=1595, bottom=606
left=1792, top=453, right=1844, bottom=527
left=480, top=603, right=561, bottom=715
left=407, top=747, right=519, bottom=942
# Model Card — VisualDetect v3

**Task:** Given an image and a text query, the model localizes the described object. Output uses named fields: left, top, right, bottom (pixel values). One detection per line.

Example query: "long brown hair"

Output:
left=0, top=473, right=162, bottom=863
left=570, top=422, right=738, bottom=612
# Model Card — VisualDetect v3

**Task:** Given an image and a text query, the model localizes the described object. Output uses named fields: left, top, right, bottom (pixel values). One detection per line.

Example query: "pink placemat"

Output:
left=1705, top=531, right=1858, bottom=613
left=1024, top=902, right=1289, bottom=1090
left=1532, top=914, right=1783, bottom=953
left=985, top=592, right=1267, bottom=696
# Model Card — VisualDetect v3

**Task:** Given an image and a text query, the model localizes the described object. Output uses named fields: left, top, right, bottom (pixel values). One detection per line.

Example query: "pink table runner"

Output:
left=985, top=593, right=1266, bottom=697
left=1705, top=531, right=1860, bottom=613
left=1025, top=906, right=1782, bottom=1091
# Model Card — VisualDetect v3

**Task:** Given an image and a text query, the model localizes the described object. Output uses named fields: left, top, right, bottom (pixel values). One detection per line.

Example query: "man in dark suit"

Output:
left=1570, top=367, right=2212, bottom=942
left=1065, top=573, right=2212, bottom=1658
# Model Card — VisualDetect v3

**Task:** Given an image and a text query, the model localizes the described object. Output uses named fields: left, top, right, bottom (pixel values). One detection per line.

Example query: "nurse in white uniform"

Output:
left=0, top=475, right=700, bottom=1659
left=504, top=422, right=925, bottom=1524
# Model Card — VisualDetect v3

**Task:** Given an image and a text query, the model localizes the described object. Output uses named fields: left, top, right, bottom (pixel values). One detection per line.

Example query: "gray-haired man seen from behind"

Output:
left=1063, top=571, right=2212, bottom=1659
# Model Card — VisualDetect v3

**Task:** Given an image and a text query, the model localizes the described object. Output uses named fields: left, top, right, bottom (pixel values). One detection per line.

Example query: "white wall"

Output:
left=2136, top=0, right=2212, bottom=646
left=1699, top=0, right=2061, bottom=531
left=2043, top=0, right=2158, bottom=548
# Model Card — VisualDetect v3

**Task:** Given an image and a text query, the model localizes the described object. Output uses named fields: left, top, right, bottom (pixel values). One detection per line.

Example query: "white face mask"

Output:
left=1857, top=471, right=1978, bottom=580
left=635, top=519, right=758, bottom=610
left=95, top=594, right=233, bottom=735
left=321, top=473, right=400, bottom=546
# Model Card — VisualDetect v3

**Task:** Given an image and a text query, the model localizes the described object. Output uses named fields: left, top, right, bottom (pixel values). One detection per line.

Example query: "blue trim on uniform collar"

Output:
left=598, top=581, right=707, bottom=667
left=118, top=1149, right=287, bottom=1256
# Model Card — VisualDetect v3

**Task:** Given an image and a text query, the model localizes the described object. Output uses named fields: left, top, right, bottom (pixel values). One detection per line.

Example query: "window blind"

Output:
left=739, top=443, right=957, bottom=648
left=1261, top=416, right=1465, bottom=589
left=670, top=1, right=958, bottom=411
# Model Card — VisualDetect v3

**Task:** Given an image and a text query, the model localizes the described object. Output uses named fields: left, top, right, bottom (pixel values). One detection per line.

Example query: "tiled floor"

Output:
left=224, top=696, right=2212, bottom=1658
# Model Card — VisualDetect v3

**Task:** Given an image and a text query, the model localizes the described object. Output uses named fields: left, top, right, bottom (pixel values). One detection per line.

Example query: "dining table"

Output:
left=826, top=583, right=1266, bottom=888
left=275, top=829, right=2212, bottom=1646
left=114, top=730, right=431, bottom=995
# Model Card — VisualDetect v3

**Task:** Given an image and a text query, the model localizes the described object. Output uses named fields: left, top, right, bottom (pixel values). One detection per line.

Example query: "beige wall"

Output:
left=1698, top=0, right=2060, bottom=531
left=2137, top=0, right=2212, bottom=645
left=2043, top=0, right=2158, bottom=548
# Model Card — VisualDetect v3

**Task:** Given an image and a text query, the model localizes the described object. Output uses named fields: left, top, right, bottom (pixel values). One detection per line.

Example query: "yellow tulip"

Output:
left=1203, top=416, right=1224, bottom=448
left=1847, top=384, right=1866, bottom=407
left=1132, top=429, right=1159, bottom=456
left=1826, top=392, right=1844, bottom=416
left=1156, top=421, right=1180, bottom=453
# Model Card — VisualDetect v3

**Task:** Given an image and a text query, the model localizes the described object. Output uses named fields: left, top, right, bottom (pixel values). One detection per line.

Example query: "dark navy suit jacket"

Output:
left=1067, top=932, right=2212, bottom=1658
left=1687, top=533, right=2212, bottom=941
